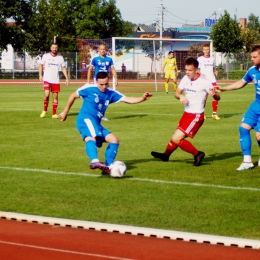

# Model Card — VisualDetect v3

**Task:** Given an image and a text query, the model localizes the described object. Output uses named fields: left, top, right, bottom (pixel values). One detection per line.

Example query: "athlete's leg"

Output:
left=104, top=133, right=119, bottom=166
left=239, top=124, right=252, bottom=163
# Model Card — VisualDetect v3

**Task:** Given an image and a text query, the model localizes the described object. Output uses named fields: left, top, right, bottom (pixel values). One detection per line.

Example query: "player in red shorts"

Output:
left=39, top=43, right=69, bottom=118
left=151, top=57, right=220, bottom=166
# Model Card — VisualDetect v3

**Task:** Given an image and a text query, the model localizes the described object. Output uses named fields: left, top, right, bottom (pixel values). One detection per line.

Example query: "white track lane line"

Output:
left=0, top=240, right=134, bottom=260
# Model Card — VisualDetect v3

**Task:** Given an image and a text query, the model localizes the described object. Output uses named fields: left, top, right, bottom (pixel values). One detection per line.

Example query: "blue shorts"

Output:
left=76, top=117, right=110, bottom=148
left=241, top=101, right=260, bottom=132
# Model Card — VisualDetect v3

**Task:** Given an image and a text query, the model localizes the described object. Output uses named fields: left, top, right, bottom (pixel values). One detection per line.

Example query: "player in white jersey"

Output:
left=197, top=43, right=221, bottom=120
left=39, top=43, right=69, bottom=119
left=151, top=57, right=220, bottom=166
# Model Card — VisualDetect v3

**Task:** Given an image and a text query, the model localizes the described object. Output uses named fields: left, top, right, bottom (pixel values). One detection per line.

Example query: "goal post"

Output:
left=76, top=37, right=212, bottom=91
left=111, top=37, right=213, bottom=90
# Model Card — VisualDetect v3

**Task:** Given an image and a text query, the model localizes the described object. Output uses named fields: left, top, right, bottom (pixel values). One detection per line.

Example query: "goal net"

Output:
left=77, top=37, right=212, bottom=91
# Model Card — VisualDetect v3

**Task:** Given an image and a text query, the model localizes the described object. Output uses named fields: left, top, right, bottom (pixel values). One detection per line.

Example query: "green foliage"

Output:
left=227, top=70, right=246, bottom=80
left=0, top=0, right=34, bottom=50
left=1, top=84, right=260, bottom=239
left=210, top=10, right=243, bottom=57
left=27, top=0, right=133, bottom=51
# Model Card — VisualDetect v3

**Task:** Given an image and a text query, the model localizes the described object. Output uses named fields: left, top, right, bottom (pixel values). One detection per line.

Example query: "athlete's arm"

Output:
left=175, top=88, right=188, bottom=105
left=61, top=66, right=69, bottom=85
left=120, top=92, right=152, bottom=104
left=110, top=66, right=118, bottom=86
left=215, top=80, right=247, bottom=92
left=58, top=91, right=80, bottom=121
left=39, top=64, right=43, bottom=82
left=87, top=66, right=94, bottom=84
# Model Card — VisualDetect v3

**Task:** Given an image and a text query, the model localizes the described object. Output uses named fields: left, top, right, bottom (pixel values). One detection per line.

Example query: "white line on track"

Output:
left=1, top=166, right=260, bottom=192
left=0, top=240, right=134, bottom=260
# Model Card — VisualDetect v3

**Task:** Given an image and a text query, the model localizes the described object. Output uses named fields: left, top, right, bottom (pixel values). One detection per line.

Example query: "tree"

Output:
left=0, top=0, right=33, bottom=50
left=210, top=10, right=244, bottom=79
left=27, top=0, right=133, bottom=52
left=247, top=13, right=260, bottom=32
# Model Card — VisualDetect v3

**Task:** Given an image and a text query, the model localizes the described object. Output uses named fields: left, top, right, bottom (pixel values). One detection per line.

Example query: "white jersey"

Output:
left=197, top=55, right=216, bottom=83
left=178, top=75, right=213, bottom=114
left=40, top=52, right=65, bottom=83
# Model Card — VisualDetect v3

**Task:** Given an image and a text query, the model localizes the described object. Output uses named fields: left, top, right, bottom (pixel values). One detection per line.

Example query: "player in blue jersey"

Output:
left=215, top=45, right=260, bottom=171
left=87, top=43, right=118, bottom=121
left=87, top=43, right=118, bottom=86
left=58, top=72, right=152, bottom=174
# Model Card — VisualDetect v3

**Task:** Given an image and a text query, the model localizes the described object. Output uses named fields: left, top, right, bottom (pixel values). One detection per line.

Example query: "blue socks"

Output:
left=239, top=126, right=251, bottom=156
left=105, top=143, right=119, bottom=166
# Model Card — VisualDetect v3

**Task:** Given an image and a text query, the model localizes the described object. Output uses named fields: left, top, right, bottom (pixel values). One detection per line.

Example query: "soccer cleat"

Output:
left=236, top=162, right=254, bottom=171
left=52, top=114, right=59, bottom=119
left=101, top=168, right=111, bottom=175
left=193, top=151, right=205, bottom=166
left=212, top=114, right=220, bottom=120
left=90, top=162, right=110, bottom=173
left=165, top=92, right=168, bottom=94
left=40, top=111, right=47, bottom=118
left=151, top=151, right=169, bottom=162
left=101, top=117, right=109, bottom=121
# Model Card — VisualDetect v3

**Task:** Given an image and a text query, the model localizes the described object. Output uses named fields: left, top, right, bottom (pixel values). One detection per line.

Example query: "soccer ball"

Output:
left=110, top=161, right=127, bottom=178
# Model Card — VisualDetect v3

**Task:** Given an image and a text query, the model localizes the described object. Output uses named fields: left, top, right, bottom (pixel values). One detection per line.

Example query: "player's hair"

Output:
left=51, top=43, right=58, bottom=47
left=96, top=72, right=109, bottom=80
left=251, top=44, right=260, bottom=53
left=203, top=43, right=210, bottom=48
left=168, top=51, right=174, bottom=55
left=185, top=57, right=199, bottom=68
left=99, top=43, right=106, bottom=49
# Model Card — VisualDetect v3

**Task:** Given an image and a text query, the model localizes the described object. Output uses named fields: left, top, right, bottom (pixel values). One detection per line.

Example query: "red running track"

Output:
left=0, top=219, right=259, bottom=260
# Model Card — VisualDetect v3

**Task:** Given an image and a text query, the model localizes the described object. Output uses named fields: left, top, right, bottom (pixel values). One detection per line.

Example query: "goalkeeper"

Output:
left=161, top=51, right=178, bottom=94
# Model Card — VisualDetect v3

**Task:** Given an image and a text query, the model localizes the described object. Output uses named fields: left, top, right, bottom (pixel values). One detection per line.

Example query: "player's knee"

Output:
left=239, top=126, right=250, bottom=136
left=256, top=132, right=260, bottom=141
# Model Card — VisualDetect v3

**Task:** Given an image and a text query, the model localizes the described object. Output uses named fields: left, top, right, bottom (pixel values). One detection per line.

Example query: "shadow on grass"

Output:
left=218, top=113, right=242, bottom=119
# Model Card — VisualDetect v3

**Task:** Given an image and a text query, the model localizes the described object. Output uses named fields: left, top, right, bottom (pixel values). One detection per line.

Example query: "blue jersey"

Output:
left=76, top=85, right=124, bottom=122
left=90, top=55, right=114, bottom=78
left=243, top=66, right=260, bottom=104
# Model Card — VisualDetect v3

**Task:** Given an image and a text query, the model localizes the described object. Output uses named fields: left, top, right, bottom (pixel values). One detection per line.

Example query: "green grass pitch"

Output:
left=0, top=82, right=260, bottom=240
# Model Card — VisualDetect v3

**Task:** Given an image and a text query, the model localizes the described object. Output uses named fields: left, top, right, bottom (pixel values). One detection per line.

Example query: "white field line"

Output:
left=0, top=166, right=260, bottom=192
left=0, top=240, right=134, bottom=260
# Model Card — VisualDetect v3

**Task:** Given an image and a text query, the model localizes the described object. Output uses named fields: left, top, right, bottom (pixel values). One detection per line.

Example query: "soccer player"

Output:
left=215, top=45, right=260, bottom=171
left=161, top=51, right=178, bottom=93
left=58, top=72, right=152, bottom=174
left=151, top=57, right=219, bottom=166
left=39, top=43, right=69, bottom=118
left=87, top=44, right=118, bottom=121
left=197, top=43, right=220, bottom=120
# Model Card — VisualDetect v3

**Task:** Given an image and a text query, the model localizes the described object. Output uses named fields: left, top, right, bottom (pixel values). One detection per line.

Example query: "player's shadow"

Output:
left=111, top=114, right=148, bottom=120
left=217, top=113, right=242, bottom=119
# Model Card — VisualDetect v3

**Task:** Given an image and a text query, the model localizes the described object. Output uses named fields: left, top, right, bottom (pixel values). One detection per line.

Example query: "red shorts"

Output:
left=43, top=81, right=60, bottom=92
left=178, top=112, right=204, bottom=138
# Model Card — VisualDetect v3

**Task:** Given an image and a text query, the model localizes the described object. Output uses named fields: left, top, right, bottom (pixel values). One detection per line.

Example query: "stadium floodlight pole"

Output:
left=54, top=36, right=56, bottom=43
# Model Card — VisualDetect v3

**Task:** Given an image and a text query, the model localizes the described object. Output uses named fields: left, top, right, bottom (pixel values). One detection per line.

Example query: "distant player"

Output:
left=58, top=72, right=152, bottom=174
left=39, top=43, right=69, bottom=119
left=87, top=43, right=118, bottom=121
left=151, top=57, right=220, bottom=166
left=161, top=51, right=178, bottom=94
left=197, top=43, right=220, bottom=120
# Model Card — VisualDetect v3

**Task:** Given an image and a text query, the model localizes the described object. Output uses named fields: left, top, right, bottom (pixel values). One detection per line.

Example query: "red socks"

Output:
left=212, top=100, right=218, bottom=113
left=177, top=139, right=198, bottom=156
left=52, top=102, right=58, bottom=115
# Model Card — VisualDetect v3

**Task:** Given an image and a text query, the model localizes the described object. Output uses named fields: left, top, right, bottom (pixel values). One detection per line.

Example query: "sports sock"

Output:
left=52, top=102, right=58, bottom=115
left=43, top=100, right=49, bottom=111
left=173, top=82, right=177, bottom=90
left=105, top=143, right=119, bottom=166
left=164, top=140, right=178, bottom=156
left=239, top=126, right=252, bottom=159
left=212, top=100, right=218, bottom=114
left=86, top=140, right=98, bottom=162
left=178, top=139, right=198, bottom=156
left=165, top=82, right=169, bottom=92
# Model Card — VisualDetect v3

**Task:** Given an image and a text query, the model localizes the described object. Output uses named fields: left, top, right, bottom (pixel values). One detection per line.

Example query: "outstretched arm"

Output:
left=58, top=91, right=80, bottom=121
left=120, top=92, right=152, bottom=104
left=215, top=80, right=247, bottom=92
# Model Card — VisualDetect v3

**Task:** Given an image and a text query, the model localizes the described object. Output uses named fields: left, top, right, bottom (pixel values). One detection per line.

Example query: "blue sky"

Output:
left=116, top=0, right=258, bottom=28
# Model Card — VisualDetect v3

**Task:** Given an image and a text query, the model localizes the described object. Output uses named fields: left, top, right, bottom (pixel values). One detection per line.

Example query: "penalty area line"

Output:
left=0, top=166, right=260, bottom=192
